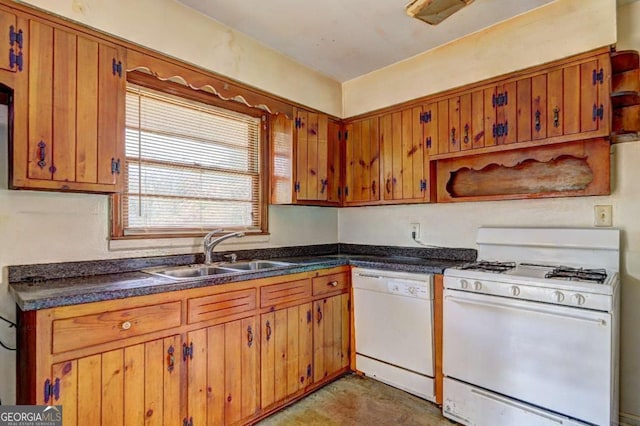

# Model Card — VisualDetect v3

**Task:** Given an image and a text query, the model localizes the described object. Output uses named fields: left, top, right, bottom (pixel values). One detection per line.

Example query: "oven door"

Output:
left=443, top=289, right=612, bottom=426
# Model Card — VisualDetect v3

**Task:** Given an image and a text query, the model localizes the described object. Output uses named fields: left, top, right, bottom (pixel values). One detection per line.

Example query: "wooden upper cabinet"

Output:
left=379, top=107, right=429, bottom=203
left=292, top=108, right=337, bottom=204
left=11, top=18, right=126, bottom=192
left=344, top=117, right=380, bottom=204
left=327, top=119, right=341, bottom=203
left=270, top=113, right=294, bottom=204
left=0, top=7, right=22, bottom=73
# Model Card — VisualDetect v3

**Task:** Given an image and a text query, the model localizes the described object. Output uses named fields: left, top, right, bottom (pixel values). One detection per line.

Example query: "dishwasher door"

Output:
left=353, top=268, right=434, bottom=377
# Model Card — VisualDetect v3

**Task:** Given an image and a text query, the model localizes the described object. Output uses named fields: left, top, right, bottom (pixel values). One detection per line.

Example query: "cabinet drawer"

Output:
left=312, top=272, right=349, bottom=296
left=52, top=301, right=181, bottom=354
left=188, top=288, right=256, bottom=324
left=260, top=279, right=311, bottom=308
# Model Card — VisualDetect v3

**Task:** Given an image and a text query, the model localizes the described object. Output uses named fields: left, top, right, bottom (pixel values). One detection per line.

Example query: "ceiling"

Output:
left=176, top=0, right=557, bottom=82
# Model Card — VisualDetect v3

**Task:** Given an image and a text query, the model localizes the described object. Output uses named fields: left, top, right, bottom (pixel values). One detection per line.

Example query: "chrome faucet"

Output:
left=203, top=229, right=245, bottom=264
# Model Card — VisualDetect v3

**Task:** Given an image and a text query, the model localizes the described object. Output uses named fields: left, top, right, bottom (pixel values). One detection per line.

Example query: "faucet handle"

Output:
left=224, top=253, right=238, bottom=263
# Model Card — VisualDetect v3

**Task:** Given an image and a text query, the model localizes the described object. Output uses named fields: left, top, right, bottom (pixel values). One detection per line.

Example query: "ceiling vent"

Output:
left=405, top=0, right=475, bottom=25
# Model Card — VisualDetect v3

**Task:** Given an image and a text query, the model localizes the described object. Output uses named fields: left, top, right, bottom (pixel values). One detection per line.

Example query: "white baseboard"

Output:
left=620, top=412, right=640, bottom=426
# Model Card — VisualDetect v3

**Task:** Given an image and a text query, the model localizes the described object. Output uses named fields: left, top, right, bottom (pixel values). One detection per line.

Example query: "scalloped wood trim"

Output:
left=126, top=49, right=294, bottom=118
left=129, top=66, right=275, bottom=114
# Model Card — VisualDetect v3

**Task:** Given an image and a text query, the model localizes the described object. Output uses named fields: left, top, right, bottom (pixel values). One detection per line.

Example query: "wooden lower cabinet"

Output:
left=187, top=317, right=260, bottom=425
left=313, top=294, right=350, bottom=382
left=18, top=266, right=351, bottom=426
left=50, top=335, right=183, bottom=426
left=260, top=303, right=313, bottom=409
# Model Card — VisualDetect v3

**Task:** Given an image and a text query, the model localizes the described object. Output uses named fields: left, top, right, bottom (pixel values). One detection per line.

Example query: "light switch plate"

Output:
left=594, top=205, right=613, bottom=227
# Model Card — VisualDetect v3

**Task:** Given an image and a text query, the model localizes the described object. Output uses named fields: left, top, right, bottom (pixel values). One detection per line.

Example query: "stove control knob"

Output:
left=572, top=293, right=586, bottom=305
left=552, top=291, right=565, bottom=303
left=510, top=286, right=521, bottom=296
left=409, top=287, right=417, bottom=295
left=461, top=279, right=469, bottom=289
left=474, top=281, right=482, bottom=291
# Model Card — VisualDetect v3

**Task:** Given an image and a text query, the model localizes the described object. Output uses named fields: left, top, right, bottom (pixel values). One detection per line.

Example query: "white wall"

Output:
left=339, top=1, right=640, bottom=418
left=342, top=0, right=617, bottom=117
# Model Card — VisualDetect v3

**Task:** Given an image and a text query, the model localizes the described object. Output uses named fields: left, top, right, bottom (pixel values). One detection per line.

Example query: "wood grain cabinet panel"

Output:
left=260, top=279, right=312, bottom=308
left=313, top=294, right=350, bottom=382
left=12, top=18, right=125, bottom=192
left=312, top=272, right=349, bottom=296
left=343, top=117, right=380, bottom=204
left=52, top=301, right=181, bottom=354
left=48, top=335, right=183, bottom=426
left=378, top=107, right=430, bottom=203
left=188, top=288, right=256, bottom=324
left=187, top=317, right=260, bottom=426
left=260, top=303, right=313, bottom=409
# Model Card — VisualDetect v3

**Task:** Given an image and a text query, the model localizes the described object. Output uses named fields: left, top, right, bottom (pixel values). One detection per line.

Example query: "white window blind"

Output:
left=123, top=84, right=262, bottom=235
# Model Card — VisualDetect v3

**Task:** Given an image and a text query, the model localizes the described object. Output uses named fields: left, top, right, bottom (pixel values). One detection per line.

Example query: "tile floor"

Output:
left=257, top=374, right=456, bottom=426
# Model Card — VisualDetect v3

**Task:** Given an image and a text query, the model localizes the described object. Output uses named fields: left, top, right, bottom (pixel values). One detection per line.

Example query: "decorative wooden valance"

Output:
left=126, top=49, right=294, bottom=118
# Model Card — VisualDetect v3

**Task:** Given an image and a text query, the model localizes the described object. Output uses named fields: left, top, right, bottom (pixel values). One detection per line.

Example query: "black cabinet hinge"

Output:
left=592, top=68, right=604, bottom=85
left=419, top=179, right=427, bottom=192
left=344, top=131, right=348, bottom=140
left=183, top=417, right=193, bottom=426
left=425, top=136, right=432, bottom=148
left=9, top=25, right=23, bottom=48
left=43, top=378, right=60, bottom=404
left=344, top=186, right=349, bottom=197
left=112, top=58, right=123, bottom=77
left=307, top=364, right=312, bottom=378
left=111, top=158, right=121, bottom=175
left=295, top=117, right=302, bottom=128
left=593, top=104, right=604, bottom=121
left=183, top=342, right=194, bottom=361
left=294, top=181, right=300, bottom=193
left=420, top=111, right=432, bottom=123
left=9, top=48, right=23, bottom=72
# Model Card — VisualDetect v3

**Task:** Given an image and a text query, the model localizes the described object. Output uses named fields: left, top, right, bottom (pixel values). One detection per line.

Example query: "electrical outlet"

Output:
left=594, top=205, right=613, bottom=227
left=411, top=223, right=420, bottom=239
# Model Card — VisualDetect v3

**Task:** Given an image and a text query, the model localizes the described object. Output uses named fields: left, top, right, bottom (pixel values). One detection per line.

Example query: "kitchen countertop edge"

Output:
left=10, top=256, right=467, bottom=311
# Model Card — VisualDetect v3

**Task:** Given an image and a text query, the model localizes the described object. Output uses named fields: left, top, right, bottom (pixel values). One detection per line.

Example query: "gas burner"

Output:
left=545, top=267, right=608, bottom=284
left=460, top=261, right=516, bottom=273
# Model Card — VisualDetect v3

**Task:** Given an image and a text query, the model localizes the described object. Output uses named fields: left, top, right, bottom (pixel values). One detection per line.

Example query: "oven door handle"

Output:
left=445, top=295, right=607, bottom=326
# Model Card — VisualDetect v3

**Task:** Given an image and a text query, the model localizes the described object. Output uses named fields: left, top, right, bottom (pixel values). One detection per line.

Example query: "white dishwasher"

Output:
left=352, top=267, right=435, bottom=401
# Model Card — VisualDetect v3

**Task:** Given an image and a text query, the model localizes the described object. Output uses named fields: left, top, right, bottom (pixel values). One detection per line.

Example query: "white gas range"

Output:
left=443, top=227, right=620, bottom=426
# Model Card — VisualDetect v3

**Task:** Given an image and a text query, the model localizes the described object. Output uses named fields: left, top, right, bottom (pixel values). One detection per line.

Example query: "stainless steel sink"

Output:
left=224, top=260, right=293, bottom=271
left=143, top=260, right=294, bottom=280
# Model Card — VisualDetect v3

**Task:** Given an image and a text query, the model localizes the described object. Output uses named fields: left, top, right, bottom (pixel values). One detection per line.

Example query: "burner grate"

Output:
left=460, top=261, right=516, bottom=273
left=545, top=267, right=607, bottom=284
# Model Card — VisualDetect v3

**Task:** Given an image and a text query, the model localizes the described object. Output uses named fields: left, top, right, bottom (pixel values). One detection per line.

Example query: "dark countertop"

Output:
left=9, top=245, right=476, bottom=311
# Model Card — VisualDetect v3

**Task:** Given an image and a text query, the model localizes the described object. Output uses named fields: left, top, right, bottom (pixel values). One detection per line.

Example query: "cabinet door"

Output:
left=578, top=54, right=611, bottom=136
left=294, top=110, right=330, bottom=201
left=531, top=74, right=548, bottom=141
left=270, top=113, right=294, bottom=204
left=327, top=119, right=341, bottom=203
left=49, top=335, right=183, bottom=426
left=344, top=117, right=380, bottom=203
left=313, top=294, right=350, bottom=382
left=261, top=303, right=313, bottom=409
left=0, top=8, right=22, bottom=72
left=380, top=108, right=428, bottom=201
left=19, top=19, right=124, bottom=192
left=187, top=317, right=259, bottom=426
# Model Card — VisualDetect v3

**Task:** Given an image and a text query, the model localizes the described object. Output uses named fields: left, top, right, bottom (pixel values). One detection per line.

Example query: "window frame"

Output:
left=111, top=71, right=270, bottom=239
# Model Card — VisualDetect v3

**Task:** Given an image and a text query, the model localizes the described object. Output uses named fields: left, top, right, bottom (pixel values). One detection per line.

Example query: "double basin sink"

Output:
left=144, top=260, right=295, bottom=281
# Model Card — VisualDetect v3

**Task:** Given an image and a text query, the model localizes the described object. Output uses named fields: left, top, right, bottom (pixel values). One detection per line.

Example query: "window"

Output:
left=113, top=80, right=267, bottom=237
